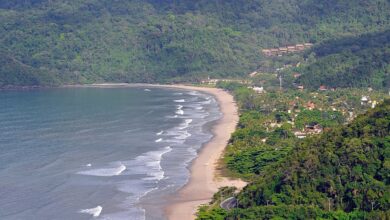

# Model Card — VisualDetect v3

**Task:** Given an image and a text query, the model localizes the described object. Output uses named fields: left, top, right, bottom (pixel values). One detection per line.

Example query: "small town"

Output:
left=199, top=75, right=387, bottom=142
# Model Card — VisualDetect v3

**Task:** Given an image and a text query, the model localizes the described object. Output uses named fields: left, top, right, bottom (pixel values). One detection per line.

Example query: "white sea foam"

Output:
left=175, top=109, right=184, bottom=115
left=165, top=114, right=179, bottom=119
left=200, top=100, right=212, bottom=104
left=128, top=146, right=172, bottom=181
left=155, top=138, right=163, bottom=143
left=175, top=130, right=192, bottom=140
left=188, top=91, right=200, bottom=96
left=174, top=99, right=185, bottom=103
left=86, top=163, right=92, bottom=167
left=173, top=92, right=183, bottom=95
left=77, top=164, right=126, bottom=177
left=156, top=130, right=163, bottom=136
left=79, top=206, right=102, bottom=217
left=178, top=119, right=193, bottom=130
left=185, top=118, right=193, bottom=124
left=175, top=105, right=184, bottom=114
left=144, top=147, right=172, bottom=181
left=118, top=146, right=172, bottom=196
left=196, top=106, right=203, bottom=110
left=187, top=147, right=197, bottom=156
left=144, top=89, right=151, bottom=92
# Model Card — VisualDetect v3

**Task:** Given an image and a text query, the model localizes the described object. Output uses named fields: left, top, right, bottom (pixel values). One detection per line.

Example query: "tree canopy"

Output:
left=298, top=31, right=390, bottom=90
left=198, top=98, right=390, bottom=219
left=1, top=0, right=390, bottom=87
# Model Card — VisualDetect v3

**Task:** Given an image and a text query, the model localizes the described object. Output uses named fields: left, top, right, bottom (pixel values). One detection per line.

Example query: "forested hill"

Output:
left=1, top=0, right=390, bottom=87
left=200, top=99, right=390, bottom=219
left=298, top=30, right=390, bottom=90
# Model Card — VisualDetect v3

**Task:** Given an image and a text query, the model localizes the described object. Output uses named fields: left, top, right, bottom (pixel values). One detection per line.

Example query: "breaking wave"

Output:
left=79, top=206, right=102, bottom=217
left=77, top=164, right=126, bottom=177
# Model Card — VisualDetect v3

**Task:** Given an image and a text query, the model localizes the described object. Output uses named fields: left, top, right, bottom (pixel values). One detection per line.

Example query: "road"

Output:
left=220, top=197, right=237, bottom=210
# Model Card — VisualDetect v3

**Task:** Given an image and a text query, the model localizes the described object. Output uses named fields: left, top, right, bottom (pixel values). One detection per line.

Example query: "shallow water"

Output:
left=0, top=87, right=220, bottom=220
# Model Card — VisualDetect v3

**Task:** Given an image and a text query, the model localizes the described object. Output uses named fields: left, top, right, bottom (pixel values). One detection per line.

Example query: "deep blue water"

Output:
left=0, top=87, right=220, bottom=220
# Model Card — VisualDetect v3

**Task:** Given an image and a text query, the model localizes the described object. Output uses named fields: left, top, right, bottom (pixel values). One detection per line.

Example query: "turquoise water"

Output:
left=0, top=87, right=220, bottom=220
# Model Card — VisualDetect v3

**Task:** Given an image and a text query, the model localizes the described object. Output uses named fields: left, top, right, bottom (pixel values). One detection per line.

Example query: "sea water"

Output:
left=0, top=87, right=220, bottom=220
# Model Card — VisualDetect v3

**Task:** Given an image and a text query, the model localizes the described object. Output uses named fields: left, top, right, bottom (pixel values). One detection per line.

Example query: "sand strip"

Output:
left=161, top=85, right=246, bottom=220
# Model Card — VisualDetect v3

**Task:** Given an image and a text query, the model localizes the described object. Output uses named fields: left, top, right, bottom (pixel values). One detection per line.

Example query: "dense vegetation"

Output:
left=216, top=82, right=388, bottom=180
left=198, top=83, right=390, bottom=219
left=1, top=0, right=390, bottom=87
left=234, top=101, right=390, bottom=218
left=297, top=31, right=390, bottom=90
left=224, top=110, right=295, bottom=179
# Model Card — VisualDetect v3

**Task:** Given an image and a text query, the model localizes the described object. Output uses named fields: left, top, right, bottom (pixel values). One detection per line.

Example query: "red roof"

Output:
left=319, top=85, right=328, bottom=91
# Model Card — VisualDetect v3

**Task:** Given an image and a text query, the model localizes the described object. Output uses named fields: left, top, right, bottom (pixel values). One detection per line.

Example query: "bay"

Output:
left=0, top=87, right=220, bottom=220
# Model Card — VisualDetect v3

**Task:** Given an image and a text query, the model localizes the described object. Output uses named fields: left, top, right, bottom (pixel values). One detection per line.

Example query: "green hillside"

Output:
left=1, top=0, right=390, bottom=87
left=297, top=31, right=390, bottom=90
left=198, top=98, right=390, bottom=219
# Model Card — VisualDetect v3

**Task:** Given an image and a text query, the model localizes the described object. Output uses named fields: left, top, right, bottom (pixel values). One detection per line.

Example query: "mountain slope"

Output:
left=199, top=99, right=390, bottom=219
left=1, top=0, right=390, bottom=86
left=297, top=31, right=390, bottom=90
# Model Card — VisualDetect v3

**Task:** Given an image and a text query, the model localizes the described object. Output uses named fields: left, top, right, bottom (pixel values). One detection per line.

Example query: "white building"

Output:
left=361, top=96, right=370, bottom=105
left=252, top=86, right=265, bottom=93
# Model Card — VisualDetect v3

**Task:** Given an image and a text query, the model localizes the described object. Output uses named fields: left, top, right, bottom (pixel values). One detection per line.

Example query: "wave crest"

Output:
left=77, top=164, right=126, bottom=177
left=79, top=206, right=102, bottom=217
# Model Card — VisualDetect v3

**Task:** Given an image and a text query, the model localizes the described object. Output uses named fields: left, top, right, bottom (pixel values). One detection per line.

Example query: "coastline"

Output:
left=162, top=85, right=246, bottom=220
left=63, top=83, right=246, bottom=219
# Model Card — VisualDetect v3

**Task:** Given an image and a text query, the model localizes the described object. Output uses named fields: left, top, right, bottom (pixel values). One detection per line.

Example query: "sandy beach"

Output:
left=64, top=83, right=246, bottom=220
left=161, top=85, right=246, bottom=220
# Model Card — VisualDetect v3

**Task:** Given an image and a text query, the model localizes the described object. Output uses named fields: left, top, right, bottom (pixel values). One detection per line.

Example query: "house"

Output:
left=348, top=111, right=354, bottom=121
left=270, top=48, right=279, bottom=55
left=296, top=44, right=305, bottom=50
left=262, top=49, right=272, bottom=56
left=304, top=124, right=323, bottom=134
left=287, top=46, right=297, bottom=52
left=306, top=101, right=316, bottom=110
left=294, top=131, right=307, bottom=139
left=249, top=71, right=258, bottom=77
left=279, top=47, right=288, bottom=54
left=372, top=100, right=377, bottom=108
left=261, top=43, right=314, bottom=57
left=293, top=73, right=301, bottom=78
left=361, top=96, right=370, bottom=105
left=304, top=43, right=314, bottom=48
left=201, top=78, right=220, bottom=85
left=319, top=85, right=328, bottom=91
left=251, top=86, right=265, bottom=94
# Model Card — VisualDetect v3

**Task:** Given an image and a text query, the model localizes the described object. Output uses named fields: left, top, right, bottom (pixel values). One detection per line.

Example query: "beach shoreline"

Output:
left=162, top=85, right=246, bottom=220
left=63, top=83, right=246, bottom=220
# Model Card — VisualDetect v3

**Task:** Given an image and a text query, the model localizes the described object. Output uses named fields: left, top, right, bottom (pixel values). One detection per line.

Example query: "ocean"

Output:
left=0, top=87, right=220, bottom=220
